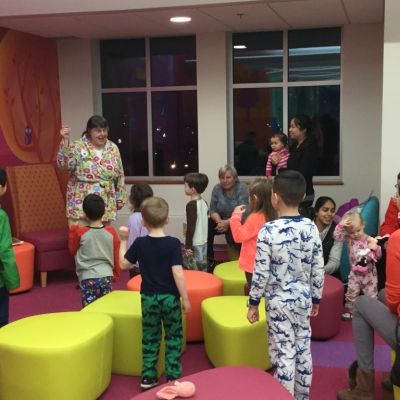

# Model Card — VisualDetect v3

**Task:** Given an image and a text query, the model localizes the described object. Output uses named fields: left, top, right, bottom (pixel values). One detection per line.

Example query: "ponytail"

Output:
left=292, top=114, right=323, bottom=156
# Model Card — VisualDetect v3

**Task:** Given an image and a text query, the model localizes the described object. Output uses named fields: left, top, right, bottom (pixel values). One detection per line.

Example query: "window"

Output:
left=231, top=27, right=341, bottom=178
left=100, top=36, right=198, bottom=177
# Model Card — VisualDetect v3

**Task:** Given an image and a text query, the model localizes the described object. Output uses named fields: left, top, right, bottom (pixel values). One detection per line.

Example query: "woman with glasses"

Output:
left=58, top=115, right=127, bottom=226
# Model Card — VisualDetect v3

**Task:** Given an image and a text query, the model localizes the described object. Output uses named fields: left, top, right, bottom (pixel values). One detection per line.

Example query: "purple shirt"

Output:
left=127, top=212, right=149, bottom=268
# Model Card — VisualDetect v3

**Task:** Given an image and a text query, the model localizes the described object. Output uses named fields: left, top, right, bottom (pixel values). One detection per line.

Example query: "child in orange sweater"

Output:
left=230, top=177, right=278, bottom=286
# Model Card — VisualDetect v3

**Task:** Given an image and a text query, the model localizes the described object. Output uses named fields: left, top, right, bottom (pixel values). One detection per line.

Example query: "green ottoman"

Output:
left=213, top=261, right=247, bottom=296
left=202, top=296, right=271, bottom=370
left=0, top=312, right=113, bottom=400
left=82, top=290, right=186, bottom=376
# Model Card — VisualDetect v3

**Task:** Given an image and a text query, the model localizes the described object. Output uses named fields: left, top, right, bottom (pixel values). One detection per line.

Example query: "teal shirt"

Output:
left=0, top=207, right=20, bottom=290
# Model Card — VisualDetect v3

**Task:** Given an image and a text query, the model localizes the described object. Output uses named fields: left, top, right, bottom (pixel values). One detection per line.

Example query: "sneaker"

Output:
left=342, top=312, right=353, bottom=321
left=141, top=377, right=158, bottom=390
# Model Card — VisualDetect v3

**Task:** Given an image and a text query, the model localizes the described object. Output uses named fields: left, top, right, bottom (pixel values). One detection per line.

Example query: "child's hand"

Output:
left=182, top=299, right=191, bottom=314
left=60, top=125, right=70, bottom=139
left=247, top=306, right=259, bottom=324
left=310, top=304, right=319, bottom=317
left=271, top=154, right=282, bottom=166
left=119, top=226, right=130, bottom=240
left=341, top=216, right=353, bottom=229
left=368, top=237, right=378, bottom=250
left=185, top=249, right=193, bottom=257
left=233, top=205, right=246, bottom=214
left=216, top=220, right=229, bottom=233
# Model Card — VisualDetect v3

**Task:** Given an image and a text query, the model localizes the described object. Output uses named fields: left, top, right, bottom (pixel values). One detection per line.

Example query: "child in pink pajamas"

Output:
left=333, top=212, right=381, bottom=321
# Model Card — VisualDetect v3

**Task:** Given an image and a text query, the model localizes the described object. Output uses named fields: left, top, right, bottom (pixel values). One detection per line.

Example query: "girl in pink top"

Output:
left=333, top=212, right=381, bottom=321
left=230, top=178, right=278, bottom=286
left=265, top=132, right=290, bottom=178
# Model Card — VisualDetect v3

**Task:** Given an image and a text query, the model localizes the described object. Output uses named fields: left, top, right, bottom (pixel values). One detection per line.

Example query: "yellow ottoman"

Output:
left=0, top=312, right=113, bottom=400
left=213, top=261, right=247, bottom=296
left=202, top=296, right=271, bottom=370
left=82, top=290, right=186, bottom=377
left=391, top=350, right=400, bottom=399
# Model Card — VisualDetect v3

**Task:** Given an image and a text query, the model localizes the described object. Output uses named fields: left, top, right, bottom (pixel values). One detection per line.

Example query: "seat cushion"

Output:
left=0, top=312, right=113, bottom=400
left=213, top=261, right=246, bottom=296
left=202, top=296, right=271, bottom=370
left=310, top=275, right=344, bottom=339
left=131, top=366, right=291, bottom=400
left=10, top=164, right=67, bottom=233
left=82, top=291, right=170, bottom=376
left=20, top=227, right=69, bottom=253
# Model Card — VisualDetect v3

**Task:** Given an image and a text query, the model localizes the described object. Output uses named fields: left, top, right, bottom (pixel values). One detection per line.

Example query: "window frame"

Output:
left=228, top=28, right=343, bottom=183
left=99, top=37, right=197, bottom=182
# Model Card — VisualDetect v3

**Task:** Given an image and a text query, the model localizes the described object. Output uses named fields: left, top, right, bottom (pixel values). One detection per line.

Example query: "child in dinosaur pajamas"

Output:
left=247, top=171, right=324, bottom=400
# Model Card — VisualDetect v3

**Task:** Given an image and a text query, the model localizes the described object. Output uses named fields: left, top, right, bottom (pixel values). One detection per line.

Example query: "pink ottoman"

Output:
left=130, top=366, right=293, bottom=400
left=310, top=274, right=344, bottom=339
left=10, top=242, right=35, bottom=294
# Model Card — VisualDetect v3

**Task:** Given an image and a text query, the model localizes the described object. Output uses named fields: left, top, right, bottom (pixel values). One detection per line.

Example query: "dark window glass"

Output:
left=150, top=36, right=196, bottom=87
left=102, top=92, right=149, bottom=176
left=233, top=87, right=283, bottom=176
left=288, top=85, right=340, bottom=176
left=233, top=31, right=283, bottom=84
left=288, top=27, right=341, bottom=82
left=100, top=39, right=146, bottom=88
left=151, top=91, right=198, bottom=176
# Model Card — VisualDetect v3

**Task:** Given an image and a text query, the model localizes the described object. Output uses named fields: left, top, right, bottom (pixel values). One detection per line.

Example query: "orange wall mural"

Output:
left=0, top=26, right=61, bottom=216
left=0, top=28, right=61, bottom=164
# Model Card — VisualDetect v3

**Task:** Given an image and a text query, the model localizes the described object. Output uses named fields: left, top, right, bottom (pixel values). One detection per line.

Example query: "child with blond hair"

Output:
left=334, top=212, right=381, bottom=321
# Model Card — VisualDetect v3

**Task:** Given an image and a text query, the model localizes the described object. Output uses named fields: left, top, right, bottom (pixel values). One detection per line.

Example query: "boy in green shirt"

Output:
left=0, top=167, right=20, bottom=328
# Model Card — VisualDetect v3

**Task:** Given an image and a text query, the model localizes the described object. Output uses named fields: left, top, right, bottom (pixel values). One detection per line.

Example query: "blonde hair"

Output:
left=248, top=177, right=278, bottom=223
left=140, top=197, right=169, bottom=228
left=344, top=212, right=364, bottom=230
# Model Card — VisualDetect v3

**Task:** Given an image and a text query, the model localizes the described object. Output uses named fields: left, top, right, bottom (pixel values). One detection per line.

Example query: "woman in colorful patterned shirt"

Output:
left=57, top=115, right=127, bottom=226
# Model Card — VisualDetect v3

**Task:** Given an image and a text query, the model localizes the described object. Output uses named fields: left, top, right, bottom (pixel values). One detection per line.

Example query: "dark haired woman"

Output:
left=312, top=196, right=342, bottom=280
left=286, top=114, right=323, bottom=208
left=58, top=115, right=127, bottom=226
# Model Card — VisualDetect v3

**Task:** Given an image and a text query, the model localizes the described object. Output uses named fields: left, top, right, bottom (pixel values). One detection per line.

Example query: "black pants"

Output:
left=0, top=286, right=10, bottom=328
left=207, top=218, right=241, bottom=260
left=376, top=247, right=387, bottom=292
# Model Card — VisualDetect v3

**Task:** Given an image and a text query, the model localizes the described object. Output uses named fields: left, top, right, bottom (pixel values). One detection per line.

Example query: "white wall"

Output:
left=314, top=23, right=384, bottom=211
left=57, top=38, right=95, bottom=141
left=57, top=23, right=385, bottom=239
left=380, top=0, right=400, bottom=220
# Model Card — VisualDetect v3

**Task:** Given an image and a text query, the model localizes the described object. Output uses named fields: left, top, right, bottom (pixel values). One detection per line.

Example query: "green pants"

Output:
left=141, top=294, right=183, bottom=380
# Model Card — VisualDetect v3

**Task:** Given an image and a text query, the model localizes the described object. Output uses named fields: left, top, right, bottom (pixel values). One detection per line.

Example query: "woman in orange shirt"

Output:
left=230, top=178, right=277, bottom=286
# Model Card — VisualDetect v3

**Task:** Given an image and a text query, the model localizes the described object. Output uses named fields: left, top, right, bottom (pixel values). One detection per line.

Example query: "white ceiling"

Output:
left=0, top=0, right=384, bottom=39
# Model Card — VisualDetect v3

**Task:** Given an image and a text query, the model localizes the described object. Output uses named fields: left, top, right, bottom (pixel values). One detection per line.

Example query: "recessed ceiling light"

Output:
left=234, top=45, right=247, bottom=49
left=170, top=17, right=191, bottom=22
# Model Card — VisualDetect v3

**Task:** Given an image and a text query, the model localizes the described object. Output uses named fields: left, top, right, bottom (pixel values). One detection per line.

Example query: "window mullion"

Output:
left=145, top=37, right=153, bottom=177
left=283, top=29, right=289, bottom=136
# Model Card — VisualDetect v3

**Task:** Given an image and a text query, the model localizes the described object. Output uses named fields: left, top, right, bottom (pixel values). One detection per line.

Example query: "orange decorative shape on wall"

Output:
left=0, top=30, right=61, bottom=163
